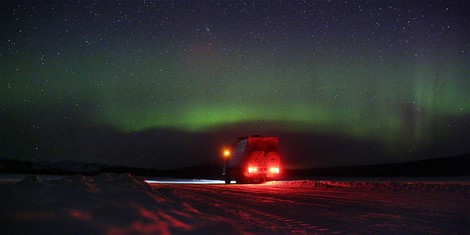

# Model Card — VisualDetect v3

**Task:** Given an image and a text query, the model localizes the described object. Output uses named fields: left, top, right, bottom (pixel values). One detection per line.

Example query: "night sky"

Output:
left=1, top=1, right=469, bottom=169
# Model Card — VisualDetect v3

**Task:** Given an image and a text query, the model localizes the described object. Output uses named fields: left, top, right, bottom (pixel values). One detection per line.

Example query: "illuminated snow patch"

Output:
left=145, top=179, right=235, bottom=184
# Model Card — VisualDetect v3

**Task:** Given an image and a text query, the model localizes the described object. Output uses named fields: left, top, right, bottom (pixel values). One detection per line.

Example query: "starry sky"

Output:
left=1, top=1, right=469, bottom=169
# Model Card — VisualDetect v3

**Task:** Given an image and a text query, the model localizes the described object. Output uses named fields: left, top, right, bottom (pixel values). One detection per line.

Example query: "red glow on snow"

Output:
left=106, top=206, right=172, bottom=235
left=69, top=209, right=92, bottom=220
left=158, top=211, right=193, bottom=231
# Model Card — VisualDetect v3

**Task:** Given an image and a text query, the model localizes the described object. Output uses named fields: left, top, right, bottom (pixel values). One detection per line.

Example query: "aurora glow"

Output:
left=1, top=1, right=468, bottom=168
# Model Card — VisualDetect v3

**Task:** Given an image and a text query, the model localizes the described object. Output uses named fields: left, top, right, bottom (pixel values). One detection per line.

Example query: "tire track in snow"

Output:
left=163, top=184, right=342, bottom=234
left=151, top=182, right=470, bottom=234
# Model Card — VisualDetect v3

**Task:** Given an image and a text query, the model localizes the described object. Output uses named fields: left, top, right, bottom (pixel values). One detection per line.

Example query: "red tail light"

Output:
left=248, top=166, right=258, bottom=173
left=269, top=167, right=280, bottom=174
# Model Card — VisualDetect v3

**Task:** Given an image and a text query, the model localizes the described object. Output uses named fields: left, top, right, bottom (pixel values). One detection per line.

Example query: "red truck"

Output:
left=224, top=135, right=281, bottom=184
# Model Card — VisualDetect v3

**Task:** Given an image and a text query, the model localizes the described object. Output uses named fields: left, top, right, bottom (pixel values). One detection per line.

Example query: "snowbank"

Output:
left=0, top=173, right=240, bottom=235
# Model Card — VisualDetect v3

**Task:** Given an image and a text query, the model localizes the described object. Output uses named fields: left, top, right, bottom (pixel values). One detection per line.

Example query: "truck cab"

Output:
left=224, top=135, right=281, bottom=184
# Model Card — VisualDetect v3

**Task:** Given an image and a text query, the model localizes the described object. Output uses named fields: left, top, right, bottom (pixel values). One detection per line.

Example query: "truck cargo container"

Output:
left=223, top=135, right=281, bottom=184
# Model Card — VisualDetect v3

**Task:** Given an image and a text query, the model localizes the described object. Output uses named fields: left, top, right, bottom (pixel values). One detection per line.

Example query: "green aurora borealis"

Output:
left=3, top=38, right=468, bottom=142
left=1, top=1, right=469, bottom=167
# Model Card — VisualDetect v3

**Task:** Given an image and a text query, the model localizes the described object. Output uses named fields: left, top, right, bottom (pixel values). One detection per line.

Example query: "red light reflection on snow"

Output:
left=158, top=211, right=193, bottom=231
left=105, top=204, right=195, bottom=235
left=69, top=209, right=92, bottom=220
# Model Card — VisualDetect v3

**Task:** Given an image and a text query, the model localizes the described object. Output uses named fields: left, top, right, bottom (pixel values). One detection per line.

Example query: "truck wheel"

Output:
left=224, top=170, right=231, bottom=184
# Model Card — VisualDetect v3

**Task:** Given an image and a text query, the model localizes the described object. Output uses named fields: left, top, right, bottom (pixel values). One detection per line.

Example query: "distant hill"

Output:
left=0, top=158, right=108, bottom=175
left=284, top=153, right=470, bottom=177
left=0, top=158, right=220, bottom=178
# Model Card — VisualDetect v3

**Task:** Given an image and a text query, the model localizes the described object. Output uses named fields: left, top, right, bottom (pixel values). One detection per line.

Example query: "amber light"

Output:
left=223, top=149, right=230, bottom=158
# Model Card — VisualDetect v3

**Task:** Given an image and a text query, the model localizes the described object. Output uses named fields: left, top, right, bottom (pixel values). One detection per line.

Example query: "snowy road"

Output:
left=1, top=174, right=469, bottom=234
left=152, top=180, right=470, bottom=234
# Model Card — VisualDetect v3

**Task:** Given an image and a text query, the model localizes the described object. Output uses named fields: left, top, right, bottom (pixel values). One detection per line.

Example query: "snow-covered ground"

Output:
left=1, top=174, right=469, bottom=234
left=0, top=174, right=240, bottom=234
